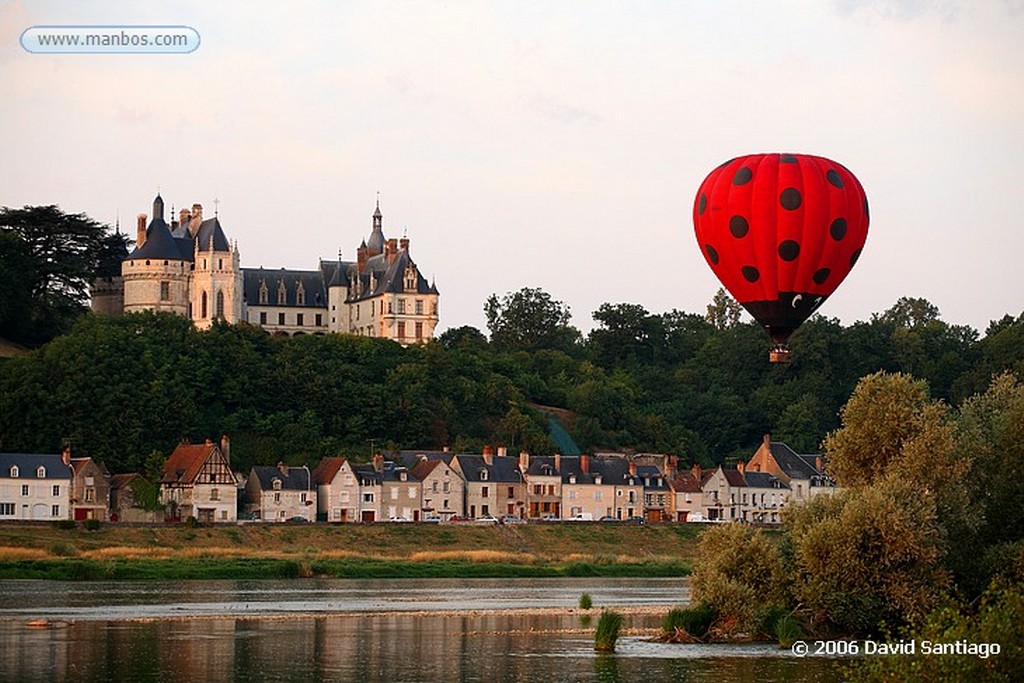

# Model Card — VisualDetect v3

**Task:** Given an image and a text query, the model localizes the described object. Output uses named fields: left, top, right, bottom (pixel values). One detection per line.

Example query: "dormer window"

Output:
left=296, top=282, right=306, bottom=306
left=272, top=479, right=282, bottom=490
left=258, top=281, right=268, bottom=305
left=10, top=466, right=19, bottom=478
left=277, top=281, right=287, bottom=305
left=595, top=475, right=602, bottom=485
left=568, top=475, right=576, bottom=484
left=404, top=264, right=417, bottom=291
left=37, top=466, right=46, bottom=478
left=480, top=470, right=488, bottom=481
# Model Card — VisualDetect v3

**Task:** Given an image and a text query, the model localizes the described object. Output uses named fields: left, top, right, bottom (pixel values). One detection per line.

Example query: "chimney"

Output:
left=665, top=455, right=677, bottom=479
left=136, top=213, right=147, bottom=248
left=629, top=461, right=637, bottom=477
left=737, top=460, right=746, bottom=475
left=278, top=461, right=289, bottom=476
left=205, top=438, right=213, bottom=446
left=580, top=454, right=590, bottom=474
left=61, top=446, right=71, bottom=467
left=519, top=451, right=530, bottom=473
left=372, top=453, right=384, bottom=472
left=763, top=433, right=771, bottom=450
left=386, top=238, right=399, bottom=264
left=188, top=204, right=203, bottom=236
left=497, top=446, right=507, bottom=458
left=482, top=445, right=494, bottom=466
left=179, top=207, right=191, bottom=227
left=220, top=434, right=231, bottom=464
left=691, top=463, right=702, bottom=481
left=399, top=237, right=409, bottom=252
left=554, top=453, right=561, bottom=472
left=816, top=456, right=824, bottom=473
left=357, top=245, right=367, bottom=272
left=443, top=445, right=450, bottom=453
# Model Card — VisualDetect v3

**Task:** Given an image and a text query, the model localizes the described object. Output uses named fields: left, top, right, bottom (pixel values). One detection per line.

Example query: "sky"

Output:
left=2, top=0, right=1022, bottom=337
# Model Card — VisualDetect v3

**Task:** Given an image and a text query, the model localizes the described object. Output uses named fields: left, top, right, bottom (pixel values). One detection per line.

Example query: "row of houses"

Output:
left=0, top=435, right=835, bottom=524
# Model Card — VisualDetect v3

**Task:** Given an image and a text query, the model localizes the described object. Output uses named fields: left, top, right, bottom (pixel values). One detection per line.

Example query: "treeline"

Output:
left=0, top=288, right=1022, bottom=476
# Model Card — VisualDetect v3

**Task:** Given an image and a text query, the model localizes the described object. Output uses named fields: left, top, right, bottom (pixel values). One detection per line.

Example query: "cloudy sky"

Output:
left=2, top=0, right=1022, bottom=336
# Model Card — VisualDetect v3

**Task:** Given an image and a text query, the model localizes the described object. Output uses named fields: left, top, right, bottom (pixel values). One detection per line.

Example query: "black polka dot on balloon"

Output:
left=780, top=154, right=797, bottom=163
left=705, top=244, right=719, bottom=265
left=826, top=169, right=844, bottom=188
left=813, top=268, right=831, bottom=285
left=780, top=188, right=802, bottom=210
left=733, top=167, right=753, bottom=185
left=850, top=248, right=862, bottom=268
left=778, top=240, right=800, bottom=261
left=830, top=218, right=847, bottom=241
left=729, top=215, right=749, bottom=238
left=698, top=194, right=707, bottom=215
left=742, top=266, right=760, bottom=283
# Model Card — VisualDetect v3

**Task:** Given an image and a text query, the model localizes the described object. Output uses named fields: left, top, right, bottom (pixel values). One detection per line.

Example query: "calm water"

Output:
left=0, top=578, right=843, bottom=682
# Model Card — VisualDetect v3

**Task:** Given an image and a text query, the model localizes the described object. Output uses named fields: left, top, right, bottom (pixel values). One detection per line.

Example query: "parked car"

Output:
left=501, top=515, right=526, bottom=525
left=421, top=515, right=442, bottom=523
left=623, top=516, right=646, bottom=525
left=448, top=516, right=471, bottom=523
left=474, top=515, right=500, bottom=525
left=388, top=516, right=412, bottom=523
left=598, top=516, right=618, bottom=523
left=285, top=516, right=310, bottom=524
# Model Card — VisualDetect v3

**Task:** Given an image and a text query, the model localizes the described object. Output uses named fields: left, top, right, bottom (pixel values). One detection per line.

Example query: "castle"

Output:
left=91, top=194, right=440, bottom=342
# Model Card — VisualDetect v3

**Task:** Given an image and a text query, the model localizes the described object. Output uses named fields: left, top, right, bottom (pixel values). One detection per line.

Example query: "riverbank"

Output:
left=0, top=522, right=700, bottom=580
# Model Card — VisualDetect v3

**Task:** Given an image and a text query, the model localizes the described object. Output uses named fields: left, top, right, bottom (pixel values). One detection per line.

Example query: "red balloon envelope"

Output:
left=693, top=153, right=869, bottom=362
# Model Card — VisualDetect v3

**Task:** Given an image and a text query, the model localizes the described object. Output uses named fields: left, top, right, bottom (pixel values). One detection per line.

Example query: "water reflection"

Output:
left=0, top=579, right=839, bottom=682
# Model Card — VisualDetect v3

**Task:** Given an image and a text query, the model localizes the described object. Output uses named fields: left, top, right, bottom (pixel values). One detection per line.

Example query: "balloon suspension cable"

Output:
left=769, top=343, right=792, bottom=364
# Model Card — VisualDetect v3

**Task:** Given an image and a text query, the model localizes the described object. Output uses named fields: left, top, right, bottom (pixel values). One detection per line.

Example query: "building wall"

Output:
left=122, top=258, right=190, bottom=316
left=71, top=460, right=110, bottom=521
left=382, top=478, right=420, bottom=521
left=245, top=304, right=329, bottom=335
left=0, top=472, right=70, bottom=520
left=562, top=483, right=614, bottom=519
left=418, top=464, right=463, bottom=520
left=191, top=248, right=243, bottom=329
left=90, top=276, right=124, bottom=316
left=317, top=461, right=360, bottom=522
left=161, top=483, right=237, bottom=523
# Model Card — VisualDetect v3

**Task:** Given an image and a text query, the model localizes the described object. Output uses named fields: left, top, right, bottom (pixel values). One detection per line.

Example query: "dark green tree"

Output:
left=484, top=287, right=581, bottom=353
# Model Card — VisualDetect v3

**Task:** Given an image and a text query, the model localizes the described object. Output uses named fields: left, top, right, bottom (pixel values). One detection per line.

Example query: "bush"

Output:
left=52, top=519, right=76, bottom=530
left=579, top=592, right=593, bottom=610
left=594, top=610, right=623, bottom=652
left=662, top=603, right=716, bottom=639
left=83, top=518, right=101, bottom=531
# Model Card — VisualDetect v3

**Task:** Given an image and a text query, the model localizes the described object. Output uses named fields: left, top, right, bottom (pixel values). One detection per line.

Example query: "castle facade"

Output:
left=92, top=195, right=440, bottom=343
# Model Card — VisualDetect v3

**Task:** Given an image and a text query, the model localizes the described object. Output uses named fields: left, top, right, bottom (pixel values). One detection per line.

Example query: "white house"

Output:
left=0, top=453, right=74, bottom=521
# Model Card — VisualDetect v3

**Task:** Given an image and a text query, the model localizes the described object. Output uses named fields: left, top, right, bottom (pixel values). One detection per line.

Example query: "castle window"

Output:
left=277, top=281, right=287, bottom=306
left=201, top=291, right=208, bottom=319
left=315, top=313, right=322, bottom=327
left=415, top=322, right=423, bottom=339
left=258, top=281, right=268, bottom=305
left=218, top=258, right=223, bottom=270
left=415, top=299, right=423, bottom=315
left=278, top=312, right=285, bottom=325
left=216, top=290, right=225, bottom=319
left=397, top=321, right=406, bottom=338
left=296, top=282, right=305, bottom=306
left=259, top=312, right=267, bottom=325
left=160, top=281, right=170, bottom=301
left=397, top=299, right=406, bottom=314
left=297, top=313, right=304, bottom=326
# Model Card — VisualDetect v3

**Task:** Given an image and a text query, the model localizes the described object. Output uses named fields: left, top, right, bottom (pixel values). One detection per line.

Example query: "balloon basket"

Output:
left=769, top=345, right=792, bottom=364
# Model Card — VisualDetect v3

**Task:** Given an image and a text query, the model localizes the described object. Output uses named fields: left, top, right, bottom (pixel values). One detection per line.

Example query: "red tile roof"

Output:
left=411, top=459, right=441, bottom=480
left=161, top=443, right=218, bottom=484
left=313, top=457, right=347, bottom=485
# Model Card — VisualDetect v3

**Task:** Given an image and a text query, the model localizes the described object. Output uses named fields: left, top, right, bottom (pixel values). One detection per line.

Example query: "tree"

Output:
left=588, top=302, right=665, bottom=368
left=0, top=205, right=130, bottom=344
left=704, top=287, right=743, bottom=331
left=437, top=325, right=488, bottom=352
left=0, top=230, right=36, bottom=342
left=484, top=287, right=581, bottom=353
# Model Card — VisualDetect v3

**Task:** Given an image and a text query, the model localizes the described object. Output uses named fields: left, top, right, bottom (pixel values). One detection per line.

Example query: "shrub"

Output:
left=594, top=610, right=623, bottom=652
left=52, top=519, right=76, bottom=530
left=48, top=542, right=79, bottom=557
left=662, top=603, right=716, bottom=639
left=773, top=613, right=805, bottom=648
left=83, top=518, right=101, bottom=531
left=579, top=592, right=593, bottom=610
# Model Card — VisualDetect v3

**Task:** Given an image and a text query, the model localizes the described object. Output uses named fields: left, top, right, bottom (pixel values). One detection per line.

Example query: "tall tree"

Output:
left=484, top=287, right=581, bottom=353
left=704, top=287, right=743, bottom=331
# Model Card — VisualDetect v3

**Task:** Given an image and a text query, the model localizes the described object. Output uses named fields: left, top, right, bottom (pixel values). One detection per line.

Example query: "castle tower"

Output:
left=122, top=195, right=190, bottom=316
left=188, top=206, right=242, bottom=330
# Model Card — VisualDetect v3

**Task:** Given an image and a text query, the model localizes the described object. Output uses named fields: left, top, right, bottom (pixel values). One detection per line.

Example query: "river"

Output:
left=0, top=578, right=843, bottom=682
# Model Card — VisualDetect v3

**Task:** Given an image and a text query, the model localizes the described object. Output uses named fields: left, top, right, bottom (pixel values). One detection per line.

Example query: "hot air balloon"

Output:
left=693, top=153, right=869, bottom=362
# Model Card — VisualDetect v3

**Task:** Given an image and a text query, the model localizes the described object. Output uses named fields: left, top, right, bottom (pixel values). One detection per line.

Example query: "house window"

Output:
left=274, top=492, right=281, bottom=503
left=340, top=491, right=350, bottom=503
left=273, top=479, right=282, bottom=490
left=507, top=487, right=514, bottom=498
left=9, top=466, right=18, bottom=478
left=36, top=466, right=46, bottom=478
left=85, top=488, right=95, bottom=503
left=260, top=312, right=267, bottom=325
left=21, top=485, right=29, bottom=496
left=297, top=313, right=304, bottom=326
left=210, top=488, right=220, bottom=501
left=52, top=485, right=60, bottom=496
left=391, top=488, right=398, bottom=500
left=216, top=290, right=225, bottom=319
left=278, top=312, right=286, bottom=325
left=481, top=486, right=489, bottom=498
left=443, top=481, right=450, bottom=493
left=432, top=481, right=438, bottom=493
left=259, top=281, right=268, bottom=304
left=568, top=489, right=576, bottom=500
left=300, top=492, right=307, bottom=503
left=0, top=503, right=14, bottom=515
left=363, top=493, right=375, bottom=503
left=51, top=505, right=60, bottom=517
left=595, top=490, right=603, bottom=501
left=160, top=281, right=170, bottom=301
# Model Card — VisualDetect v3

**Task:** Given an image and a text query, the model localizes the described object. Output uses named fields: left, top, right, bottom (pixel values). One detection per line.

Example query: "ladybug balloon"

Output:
left=693, top=153, right=869, bottom=362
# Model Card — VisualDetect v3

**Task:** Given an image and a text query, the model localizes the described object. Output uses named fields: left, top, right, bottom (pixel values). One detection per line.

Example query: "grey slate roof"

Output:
left=195, top=218, right=231, bottom=252
left=128, top=217, right=192, bottom=261
left=241, top=268, right=328, bottom=308
left=769, top=443, right=822, bottom=479
left=0, top=453, right=73, bottom=479
left=251, top=465, right=311, bottom=491
left=744, top=471, right=790, bottom=490
left=455, top=455, right=524, bottom=484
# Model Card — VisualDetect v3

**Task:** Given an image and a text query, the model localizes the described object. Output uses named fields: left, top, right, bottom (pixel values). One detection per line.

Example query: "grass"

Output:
left=594, top=610, right=624, bottom=652
left=579, top=592, right=593, bottom=610
left=0, top=522, right=700, bottom=580
left=662, top=603, right=716, bottom=640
